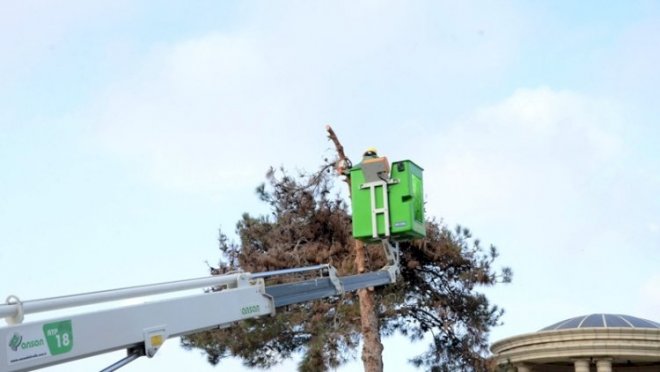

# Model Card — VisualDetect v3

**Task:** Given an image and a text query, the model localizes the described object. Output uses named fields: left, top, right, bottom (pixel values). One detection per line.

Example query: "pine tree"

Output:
left=181, top=163, right=511, bottom=371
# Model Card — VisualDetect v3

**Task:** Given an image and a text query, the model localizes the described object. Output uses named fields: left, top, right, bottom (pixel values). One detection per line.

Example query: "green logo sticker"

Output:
left=43, top=320, right=73, bottom=355
left=8, top=333, right=22, bottom=351
left=240, top=305, right=260, bottom=315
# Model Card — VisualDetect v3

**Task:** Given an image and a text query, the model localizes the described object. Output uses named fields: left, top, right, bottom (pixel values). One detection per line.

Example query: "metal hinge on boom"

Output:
left=381, top=239, right=400, bottom=283
left=100, top=326, right=168, bottom=371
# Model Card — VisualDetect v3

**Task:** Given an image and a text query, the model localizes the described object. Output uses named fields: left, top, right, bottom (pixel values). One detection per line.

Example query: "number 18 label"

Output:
left=43, top=320, right=73, bottom=355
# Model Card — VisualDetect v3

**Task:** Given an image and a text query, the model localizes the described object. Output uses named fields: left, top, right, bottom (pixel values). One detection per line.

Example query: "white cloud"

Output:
left=80, top=2, right=526, bottom=199
left=422, top=87, right=625, bottom=226
left=88, top=32, right=327, bottom=198
left=415, top=87, right=660, bottom=338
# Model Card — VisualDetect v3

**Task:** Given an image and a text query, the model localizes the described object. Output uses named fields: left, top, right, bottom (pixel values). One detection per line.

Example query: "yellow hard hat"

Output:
left=364, top=147, right=378, bottom=156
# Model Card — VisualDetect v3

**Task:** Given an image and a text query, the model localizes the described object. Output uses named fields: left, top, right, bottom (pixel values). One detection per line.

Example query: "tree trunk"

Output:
left=326, top=125, right=384, bottom=372
left=356, top=239, right=383, bottom=371
left=355, top=240, right=383, bottom=372
left=358, top=288, right=383, bottom=371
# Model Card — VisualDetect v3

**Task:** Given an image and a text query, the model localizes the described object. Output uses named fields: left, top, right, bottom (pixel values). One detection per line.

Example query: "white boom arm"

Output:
left=0, top=247, right=399, bottom=372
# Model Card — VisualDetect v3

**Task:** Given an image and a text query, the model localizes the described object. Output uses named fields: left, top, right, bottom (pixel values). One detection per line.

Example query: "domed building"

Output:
left=490, top=314, right=660, bottom=372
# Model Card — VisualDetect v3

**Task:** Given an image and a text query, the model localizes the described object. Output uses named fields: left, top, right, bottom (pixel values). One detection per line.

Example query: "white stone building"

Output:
left=490, top=314, right=660, bottom=371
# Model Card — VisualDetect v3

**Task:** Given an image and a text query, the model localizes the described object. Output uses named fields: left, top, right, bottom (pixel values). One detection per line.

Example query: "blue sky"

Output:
left=2, top=1, right=660, bottom=371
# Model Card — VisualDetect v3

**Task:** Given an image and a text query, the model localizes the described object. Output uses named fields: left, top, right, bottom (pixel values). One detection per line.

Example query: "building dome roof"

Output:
left=492, top=314, right=660, bottom=367
left=540, top=313, right=660, bottom=331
